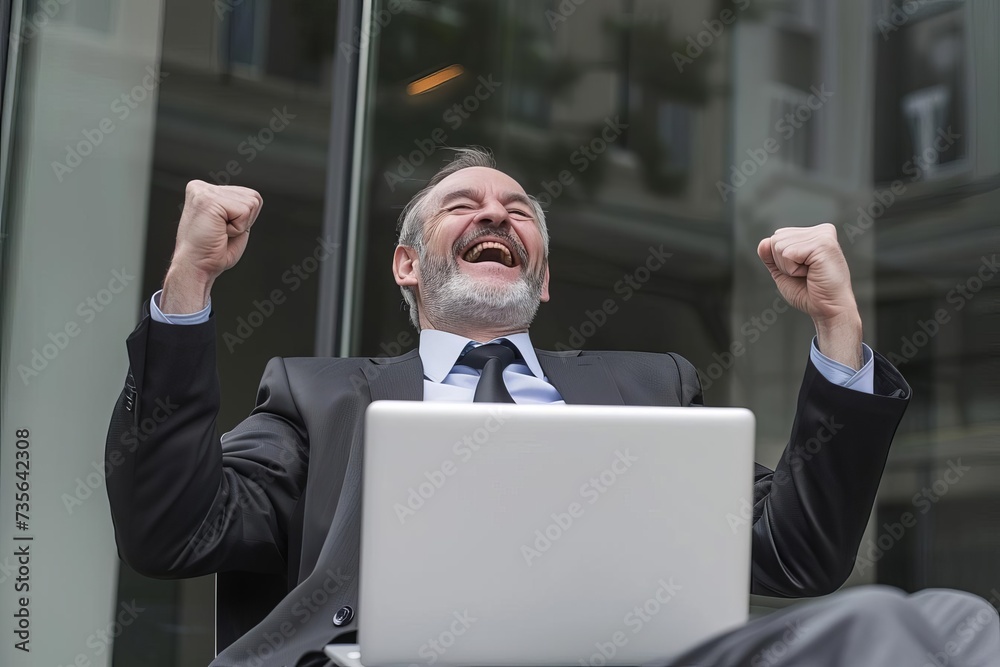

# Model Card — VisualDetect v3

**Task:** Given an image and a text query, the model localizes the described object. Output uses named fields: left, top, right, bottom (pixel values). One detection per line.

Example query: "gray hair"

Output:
left=396, top=147, right=549, bottom=329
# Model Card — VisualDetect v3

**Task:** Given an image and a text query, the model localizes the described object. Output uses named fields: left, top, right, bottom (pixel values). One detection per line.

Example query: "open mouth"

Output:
left=460, top=238, right=519, bottom=268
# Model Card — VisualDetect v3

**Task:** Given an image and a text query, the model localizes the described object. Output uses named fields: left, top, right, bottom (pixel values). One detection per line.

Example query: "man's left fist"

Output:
left=758, top=223, right=863, bottom=368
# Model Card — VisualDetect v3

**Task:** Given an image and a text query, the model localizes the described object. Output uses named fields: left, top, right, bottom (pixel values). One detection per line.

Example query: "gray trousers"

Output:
left=304, top=586, right=999, bottom=667
left=657, top=586, right=1000, bottom=667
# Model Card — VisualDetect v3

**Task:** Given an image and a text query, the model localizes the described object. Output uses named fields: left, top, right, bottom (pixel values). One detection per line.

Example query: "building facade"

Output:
left=0, top=0, right=997, bottom=664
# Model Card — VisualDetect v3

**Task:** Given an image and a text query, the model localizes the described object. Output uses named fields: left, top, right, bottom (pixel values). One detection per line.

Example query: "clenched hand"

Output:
left=757, top=223, right=863, bottom=369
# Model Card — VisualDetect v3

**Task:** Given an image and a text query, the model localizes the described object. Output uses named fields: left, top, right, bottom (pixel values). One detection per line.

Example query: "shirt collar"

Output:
left=419, top=329, right=545, bottom=382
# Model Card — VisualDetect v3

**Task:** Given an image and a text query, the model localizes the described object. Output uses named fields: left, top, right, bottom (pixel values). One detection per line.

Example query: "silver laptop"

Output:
left=347, top=401, right=755, bottom=667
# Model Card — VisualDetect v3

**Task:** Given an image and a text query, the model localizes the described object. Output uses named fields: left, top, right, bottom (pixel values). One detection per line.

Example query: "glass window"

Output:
left=870, top=0, right=1000, bottom=598
left=352, top=0, right=1000, bottom=608
left=3, top=0, right=338, bottom=661
left=3, top=1, right=998, bottom=665
left=123, top=0, right=337, bottom=663
left=354, top=1, right=731, bottom=373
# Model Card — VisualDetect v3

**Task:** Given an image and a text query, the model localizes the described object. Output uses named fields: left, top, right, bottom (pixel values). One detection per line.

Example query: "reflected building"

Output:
left=0, top=0, right=996, bottom=665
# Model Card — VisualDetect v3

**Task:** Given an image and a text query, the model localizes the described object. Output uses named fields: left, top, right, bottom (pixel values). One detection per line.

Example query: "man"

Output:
left=106, top=148, right=999, bottom=666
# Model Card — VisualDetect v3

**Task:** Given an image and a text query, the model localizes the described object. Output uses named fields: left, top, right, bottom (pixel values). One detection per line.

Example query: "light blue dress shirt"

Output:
left=418, top=329, right=566, bottom=403
left=150, top=290, right=875, bottom=398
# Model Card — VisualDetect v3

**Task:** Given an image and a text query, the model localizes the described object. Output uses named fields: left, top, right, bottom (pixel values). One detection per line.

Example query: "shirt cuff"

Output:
left=150, top=289, right=211, bottom=325
left=810, top=337, right=874, bottom=394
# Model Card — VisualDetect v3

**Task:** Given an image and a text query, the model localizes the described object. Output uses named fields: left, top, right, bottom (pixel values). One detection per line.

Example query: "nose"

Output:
left=473, top=198, right=509, bottom=227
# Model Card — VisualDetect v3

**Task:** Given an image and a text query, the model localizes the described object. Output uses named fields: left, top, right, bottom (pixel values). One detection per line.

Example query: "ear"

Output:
left=393, top=245, right=420, bottom=287
left=539, top=265, right=550, bottom=303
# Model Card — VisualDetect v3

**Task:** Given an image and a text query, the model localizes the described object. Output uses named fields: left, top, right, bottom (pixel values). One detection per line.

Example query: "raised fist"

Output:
left=756, top=223, right=857, bottom=325
left=757, top=223, right=863, bottom=369
left=160, top=181, right=263, bottom=314
left=173, top=180, right=264, bottom=281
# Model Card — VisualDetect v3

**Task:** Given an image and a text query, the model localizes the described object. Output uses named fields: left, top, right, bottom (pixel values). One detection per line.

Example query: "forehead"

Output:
left=428, top=166, right=528, bottom=205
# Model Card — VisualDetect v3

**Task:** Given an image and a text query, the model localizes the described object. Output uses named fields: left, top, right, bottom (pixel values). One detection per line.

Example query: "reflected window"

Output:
left=657, top=101, right=692, bottom=171
left=874, top=2, right=967, bottom=182
left=48, top=0, right=115, bottom=34
left=223, top=0, right=268, bottom=73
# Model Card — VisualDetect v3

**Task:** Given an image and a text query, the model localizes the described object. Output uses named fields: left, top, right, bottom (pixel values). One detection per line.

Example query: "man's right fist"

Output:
left=172, top=180, right=264, bottom=280
left=160, top=181, right=263, bottom=315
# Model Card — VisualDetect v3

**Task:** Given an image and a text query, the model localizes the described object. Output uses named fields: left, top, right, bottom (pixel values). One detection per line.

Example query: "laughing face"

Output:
left=393, top=166, right=550, bottom=336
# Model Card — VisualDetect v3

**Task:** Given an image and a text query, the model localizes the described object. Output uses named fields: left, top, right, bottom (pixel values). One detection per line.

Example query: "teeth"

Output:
left=463, top=241, right=514, bottom=267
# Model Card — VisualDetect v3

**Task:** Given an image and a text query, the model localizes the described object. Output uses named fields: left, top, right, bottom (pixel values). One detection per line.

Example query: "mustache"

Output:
left=451, top=228, right=529, bottom=267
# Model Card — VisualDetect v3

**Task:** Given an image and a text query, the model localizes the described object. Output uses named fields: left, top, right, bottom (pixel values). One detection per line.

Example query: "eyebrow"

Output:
left=438, top=188, right=535, bottom=213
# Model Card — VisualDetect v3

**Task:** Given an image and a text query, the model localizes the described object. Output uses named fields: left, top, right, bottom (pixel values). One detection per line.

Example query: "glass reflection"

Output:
left=355, top=0, right=1000, bottom=611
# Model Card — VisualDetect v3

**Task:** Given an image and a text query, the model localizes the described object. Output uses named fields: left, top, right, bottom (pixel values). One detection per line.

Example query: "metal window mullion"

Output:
left=314, top=0, right=368, bottom=358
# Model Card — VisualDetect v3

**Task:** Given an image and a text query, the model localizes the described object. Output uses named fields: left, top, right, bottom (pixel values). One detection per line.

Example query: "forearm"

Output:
left=105, top=314, right=229, bottom=576
left=749, top=353, right=909, bottom=597
left=106, top=312, right=308, bottom=578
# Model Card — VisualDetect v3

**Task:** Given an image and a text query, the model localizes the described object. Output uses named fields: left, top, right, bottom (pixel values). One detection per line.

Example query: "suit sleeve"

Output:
left=105, top=308, right=308, bottom=578
left=670, top=351, right=910, bottom=597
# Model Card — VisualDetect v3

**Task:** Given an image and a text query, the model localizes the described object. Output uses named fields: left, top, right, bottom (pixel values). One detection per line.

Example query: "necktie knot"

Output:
left=459, top=342, right=518, bottom=403
left=460, top=342, right=517, bottom=372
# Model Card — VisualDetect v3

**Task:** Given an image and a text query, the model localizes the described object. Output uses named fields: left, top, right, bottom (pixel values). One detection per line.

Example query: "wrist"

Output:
left=161, top=261, right=215, bottom=314
left=814, top=313, right=863, bottom=370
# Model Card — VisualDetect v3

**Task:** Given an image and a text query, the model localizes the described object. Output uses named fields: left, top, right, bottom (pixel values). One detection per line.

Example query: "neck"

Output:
left=419, top=319, right=527, bottom=344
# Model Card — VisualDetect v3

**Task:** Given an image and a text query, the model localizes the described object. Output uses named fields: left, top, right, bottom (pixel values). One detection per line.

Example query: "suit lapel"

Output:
left=362, top=349, right=424, bottom=401
left=536, top=350, right=625, bottom=405
left=359, top=347, right=623, bottom=405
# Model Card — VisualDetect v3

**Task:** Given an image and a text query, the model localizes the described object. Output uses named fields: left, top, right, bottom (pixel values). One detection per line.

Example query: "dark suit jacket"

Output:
left=105, top=310, right=910, bottom=666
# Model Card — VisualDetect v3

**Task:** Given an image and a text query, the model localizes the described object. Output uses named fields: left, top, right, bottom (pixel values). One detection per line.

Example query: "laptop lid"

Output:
left=359, top=402, right=755, bottom=666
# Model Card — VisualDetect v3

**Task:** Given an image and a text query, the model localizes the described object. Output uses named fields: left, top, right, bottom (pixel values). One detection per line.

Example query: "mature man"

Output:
left=106, top=148, right=999, bottom=666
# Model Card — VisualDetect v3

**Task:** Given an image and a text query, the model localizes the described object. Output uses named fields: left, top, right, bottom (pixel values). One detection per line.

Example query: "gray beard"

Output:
left=418, top=250, right=545, bottom=334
